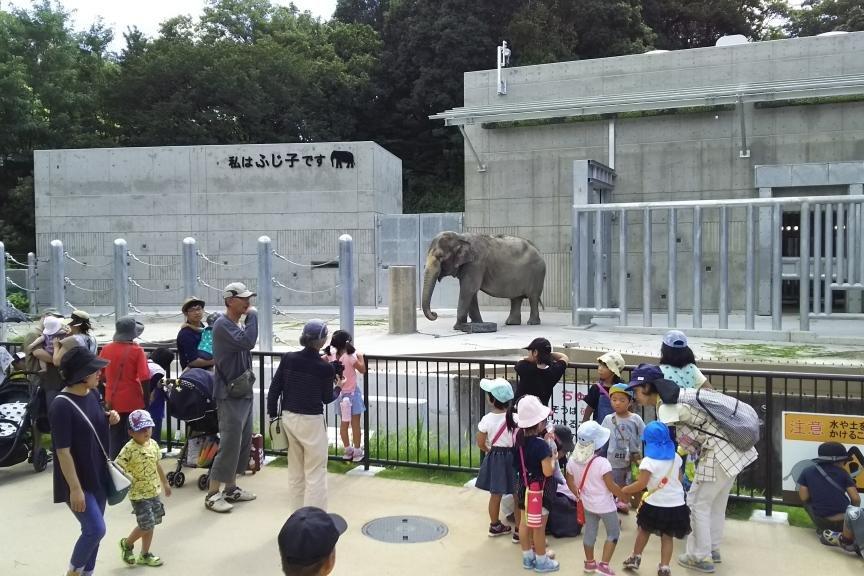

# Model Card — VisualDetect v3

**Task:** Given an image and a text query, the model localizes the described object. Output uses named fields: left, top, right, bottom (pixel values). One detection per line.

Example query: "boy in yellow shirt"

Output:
left=115, top=409, right=171, bottom=566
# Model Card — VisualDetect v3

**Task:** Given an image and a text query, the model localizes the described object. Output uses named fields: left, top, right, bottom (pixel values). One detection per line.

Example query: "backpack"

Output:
left=677, top=388, right=761, bottom=451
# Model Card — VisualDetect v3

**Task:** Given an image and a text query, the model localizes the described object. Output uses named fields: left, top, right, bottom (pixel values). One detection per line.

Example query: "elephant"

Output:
left=330, top=150, right=355, bottom=168
left=422, top=231, right=546, bottom=331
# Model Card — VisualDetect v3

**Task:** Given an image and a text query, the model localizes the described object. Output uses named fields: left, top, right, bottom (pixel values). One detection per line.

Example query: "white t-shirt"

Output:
left=640, top=454, right=686, bottom=508
left=477, top=412, right=514, bottom=448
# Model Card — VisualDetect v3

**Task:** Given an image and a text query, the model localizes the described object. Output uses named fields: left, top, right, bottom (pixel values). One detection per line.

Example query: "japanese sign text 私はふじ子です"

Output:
left=225, top=150, right=355, bottom=170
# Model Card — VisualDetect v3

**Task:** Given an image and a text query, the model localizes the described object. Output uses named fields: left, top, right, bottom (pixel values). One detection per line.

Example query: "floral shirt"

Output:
left=115, top=438, right=161, bottom=501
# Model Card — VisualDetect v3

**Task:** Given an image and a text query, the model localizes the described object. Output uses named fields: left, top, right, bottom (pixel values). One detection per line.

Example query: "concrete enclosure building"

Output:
left=34, top=142, right=401, bottom=307
left=434, top=32, right=864, bottom=316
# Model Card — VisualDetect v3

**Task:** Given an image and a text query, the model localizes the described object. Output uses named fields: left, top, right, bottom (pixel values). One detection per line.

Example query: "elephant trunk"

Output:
left=422, top=255, right=440, bottom=321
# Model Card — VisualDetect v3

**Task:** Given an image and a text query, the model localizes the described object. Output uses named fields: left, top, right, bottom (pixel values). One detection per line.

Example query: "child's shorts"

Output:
left=339, top=387, right=366, bottom=418
left=131, top=497, right=165, bottom=531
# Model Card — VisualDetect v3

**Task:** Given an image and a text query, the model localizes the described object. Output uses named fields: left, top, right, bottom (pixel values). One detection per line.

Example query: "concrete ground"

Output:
left=1, top=459, right=860, bottom=576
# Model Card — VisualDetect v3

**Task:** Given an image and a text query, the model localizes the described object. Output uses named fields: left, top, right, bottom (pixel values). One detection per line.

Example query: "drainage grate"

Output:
left=361, top=516, right=448, bottom=543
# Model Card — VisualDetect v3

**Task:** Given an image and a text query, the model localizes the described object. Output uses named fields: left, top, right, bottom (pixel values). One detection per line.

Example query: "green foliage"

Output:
left=0, top=177, right=34, bottom=256
left=786, top=0, right=864, bottom=36
left=7, top=291, right=29, bottom=312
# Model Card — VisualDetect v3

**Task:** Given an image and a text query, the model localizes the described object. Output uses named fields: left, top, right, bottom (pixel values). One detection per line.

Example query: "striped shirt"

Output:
left=267, top=348, right=338, bottom=416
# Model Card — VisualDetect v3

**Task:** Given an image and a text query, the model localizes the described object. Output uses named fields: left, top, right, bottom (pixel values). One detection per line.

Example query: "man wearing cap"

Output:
left=278, top=506, right=347, bottom=575
left=176, top=297, right=215, bottom=370
left=100, top=316, right=151, bottom=459
left=798, top=441, right=860, bottom=532
left=626, top=364, right=757, bottom=573
left=205, top=282, right=259, bottom=513
left=268, top=319, right=341, bottom=511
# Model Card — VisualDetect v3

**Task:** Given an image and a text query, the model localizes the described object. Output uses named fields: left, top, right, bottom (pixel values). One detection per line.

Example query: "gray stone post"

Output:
left=27, top=252, right=37, bottom=315
left=757, top=188, right=772, bottom=315
left=339, top=234, right=354, bottom=337
left=182, top=237, right=198, bottom=302
left=848, top=185, right=863, bottom=313
left=50, top=240, right=65, bottom=315
left=0, top=241, right=6, bottom=340
left=114, top=239, right=129, bottom=319
left=257, top=236, right=273, bottom=352
left=389, top=266, right=417, bottom=334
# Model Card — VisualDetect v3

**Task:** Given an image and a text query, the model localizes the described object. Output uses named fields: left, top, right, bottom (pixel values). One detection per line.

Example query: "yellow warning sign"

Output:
left=783, top=412, right=864, bottom=445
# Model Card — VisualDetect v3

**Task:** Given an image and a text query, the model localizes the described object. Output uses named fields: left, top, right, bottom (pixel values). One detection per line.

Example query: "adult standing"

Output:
left=55, top=310, right=98, bottom=366
left=49, top=346, right=119, bottom=576
left=22, top=308, right=65, bottom=444
left=100, top=316, right=150, bottom=459
left=626, top=364, right=758, bottom=574
left=176, top=297, right=214, bottom=371
left=514, top=337, right=568, bottom=406
left=267, top=320, right=340, bottom=511
left=205, top=282, right=259, bottom=513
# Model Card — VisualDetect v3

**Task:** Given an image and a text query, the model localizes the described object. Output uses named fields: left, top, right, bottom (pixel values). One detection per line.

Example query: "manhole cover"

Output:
left=361, top=516, right=448, bottom=543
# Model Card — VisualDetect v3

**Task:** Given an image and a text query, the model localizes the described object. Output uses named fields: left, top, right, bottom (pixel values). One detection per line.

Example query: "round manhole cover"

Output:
left=361, top=516, right=448, bottom=543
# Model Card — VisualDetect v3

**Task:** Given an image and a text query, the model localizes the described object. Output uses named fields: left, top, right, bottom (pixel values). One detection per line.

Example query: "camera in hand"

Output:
left=330, top=360, right=345, bottom=378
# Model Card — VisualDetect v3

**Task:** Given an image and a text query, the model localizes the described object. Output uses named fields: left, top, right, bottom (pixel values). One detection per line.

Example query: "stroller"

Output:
left=162, top=368, right=219, bottom=490
left=0, top=354, right=49, bottom=472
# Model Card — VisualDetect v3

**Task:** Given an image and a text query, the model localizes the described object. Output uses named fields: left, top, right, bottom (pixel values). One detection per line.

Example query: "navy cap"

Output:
left=625, top=363, right=664, bottom=390
left=301, top=319, right=328, bottom=341
left=524, top=337, right=552, bottom=354
left=278, top=507, right=347, bottom=566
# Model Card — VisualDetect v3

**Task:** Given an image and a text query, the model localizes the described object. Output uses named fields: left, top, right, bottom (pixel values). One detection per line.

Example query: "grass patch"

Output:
left=266, top=456, right=356, bottom=475
left=725, top=499, right=815, bottom=528
left=376, top=465, right=476, bottom=487
left=705, top=342, right=864, bottom=362
left=367, top=425, right=482, bottom=470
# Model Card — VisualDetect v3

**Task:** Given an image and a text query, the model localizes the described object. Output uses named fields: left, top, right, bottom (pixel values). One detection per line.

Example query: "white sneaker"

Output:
left=224, top=486, right=257, bottom=502
left=352, top=448, right=365, bottom=462
left=205, top=491, right=233, bottom=513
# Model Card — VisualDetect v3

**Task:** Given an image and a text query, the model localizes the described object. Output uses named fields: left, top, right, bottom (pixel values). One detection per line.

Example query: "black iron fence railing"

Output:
left=4, top=340, right=863, bottom=515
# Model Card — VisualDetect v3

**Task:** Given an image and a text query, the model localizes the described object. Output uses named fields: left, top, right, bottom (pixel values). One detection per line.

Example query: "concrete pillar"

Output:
left=389, top=265, right=416, bottom=334
left=257, top=236, right=273, bottom=352
left=757, top=188, right=773, bottom=315
left=182, top=237, right=198, bottom=302
left=113, top=239, right=129, bottom=319
left=0, top=241, right=6, bottom=340
left=27, top=252, right=36, bottom=315
left=848, top=184, right=863, bottom=313
left=50, top=240, right=65, bottom=315
left=339, top=234, right=354, bottom=338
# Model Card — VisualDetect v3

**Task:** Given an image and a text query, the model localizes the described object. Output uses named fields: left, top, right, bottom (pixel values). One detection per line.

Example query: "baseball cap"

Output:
left=479, top=377, right=514, bottom=403
left=223, top=282, right=255, bottom=299
left=128, top=409, right=155, bottom=432
left=302, top=319, right=328, bottom=341
left=278, top=507, right=347, bottom=566
left=625, top=363, right=665, bottom=390
left=609, top=383, right=632, bottom=398
left=662, top=329, right=689, bottom=349
left=42, top=316, right=64, bottom=336
left=553, top=424, right=575, bottom=454
left=523, top=337, right=552, bottom=354
left=181, top=297, right=205, bottom=313
left=816, top=441, right=851, bottom=463
left=597, top=351, right=625, bottom=379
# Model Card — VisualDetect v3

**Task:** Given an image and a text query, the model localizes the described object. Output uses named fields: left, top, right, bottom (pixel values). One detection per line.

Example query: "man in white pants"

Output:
left=267, top=320, right=341, bottom=511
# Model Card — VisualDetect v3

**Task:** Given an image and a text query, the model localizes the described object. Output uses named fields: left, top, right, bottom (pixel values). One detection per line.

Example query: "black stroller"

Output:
left=162, top=368, right=219, bottom=490
left=0, top=363, right=49, bottom=472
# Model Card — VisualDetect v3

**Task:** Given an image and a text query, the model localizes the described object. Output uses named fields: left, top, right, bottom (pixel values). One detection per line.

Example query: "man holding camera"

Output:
left=267, top=319, right=342, bottom=511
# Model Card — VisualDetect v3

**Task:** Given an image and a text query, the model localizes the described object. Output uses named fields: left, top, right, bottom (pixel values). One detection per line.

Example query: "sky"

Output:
left=8, top=0, right=338, bottom=51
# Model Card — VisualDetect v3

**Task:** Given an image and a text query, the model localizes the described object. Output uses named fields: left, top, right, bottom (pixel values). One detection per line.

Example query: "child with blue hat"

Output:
left=475, top=378, right=517, bottom=537
left=619, top=421, right=691, bottom=576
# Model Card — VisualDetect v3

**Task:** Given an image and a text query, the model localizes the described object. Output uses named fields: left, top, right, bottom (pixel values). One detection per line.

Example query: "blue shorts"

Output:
left=339, top=387, right=365, bottom=416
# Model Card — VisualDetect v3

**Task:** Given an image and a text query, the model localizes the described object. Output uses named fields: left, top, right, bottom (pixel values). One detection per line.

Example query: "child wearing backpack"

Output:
left=620, top=421, right=691, bottom=576
left=475, top=378, right=516, bottom=537
left=583, top=352, right=625, bottom=427
left=601, top=383, right=645, bottom=513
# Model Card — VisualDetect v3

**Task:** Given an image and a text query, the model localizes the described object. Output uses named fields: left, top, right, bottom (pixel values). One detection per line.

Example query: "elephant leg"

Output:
left=453, top=288, right=475, bottom=331
left=468, top=294, right=483, bottom=323
left=506, top=297, right=523, bottom=325
left=528, top=294, right=541, bottom=325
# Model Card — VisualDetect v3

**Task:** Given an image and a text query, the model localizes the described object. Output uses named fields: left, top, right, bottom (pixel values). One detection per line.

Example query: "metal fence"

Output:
left=5, top=340, right=862, bottom=514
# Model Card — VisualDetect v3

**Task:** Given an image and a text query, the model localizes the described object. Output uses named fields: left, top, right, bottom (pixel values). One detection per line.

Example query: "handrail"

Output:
left=573, top=193, right=864, bottom=211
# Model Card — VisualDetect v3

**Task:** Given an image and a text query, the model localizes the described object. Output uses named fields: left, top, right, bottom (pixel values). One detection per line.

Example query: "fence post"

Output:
left=765, top=376, right=774, bottom=517
left=50, top=240, right=65, bottom=315
left=114, top=239, right=129, bottom=319
left=27, top=252, right=37, bottom=315
left=257, top=236, right=273, bottom=353
left=182, top=237, right=198, bottom=302
left=339, top=234, right=354, bottom=337
left=0, top=241, right=6, bottom=341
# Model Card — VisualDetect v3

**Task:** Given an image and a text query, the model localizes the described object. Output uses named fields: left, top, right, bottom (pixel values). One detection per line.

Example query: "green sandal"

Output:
left=119, top=538, right=135, bottom=565
left=137, top=552, right=163, bottom=567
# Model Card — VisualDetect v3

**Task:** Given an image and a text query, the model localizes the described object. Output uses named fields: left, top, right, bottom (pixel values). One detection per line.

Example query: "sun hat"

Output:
left=181, top=297, right=205, bottom=313
left=223, top=282, right=255, bottom=299
left=42, top=315, right=64, bottom=336
left=643, top=421, right=676, bottom=460
left=815, top=441, right=850, bottom=463
left=662, top=329, right=689, bottom=349
left=128, top=409, right=155, bottom=432
left=68, top=310, right=90, bottom=327
left=513, top=395, right=551, bottom=429
left=597, top=351, right=625, bottom=379
left=279, top=507, right=347, bottom=566
left=302, top=319, right=328, bottom=342
left=59, top=347, right=109, bottom=385
left=113, top=316, right=144, bottom=342
left=479, top=377, right=514, bottom=403
left=554, top=424, right=575, bottom=454
left=609, top=383, right=633, bottom=398
left=625, top=363, right=665, bottom=390
left=523, top=337, right=552, bottom=354
left=572, top=420, right=611, bottom=463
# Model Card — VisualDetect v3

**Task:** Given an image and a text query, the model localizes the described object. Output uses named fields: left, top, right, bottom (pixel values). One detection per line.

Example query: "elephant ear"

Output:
left=452, top=238, right=474, bottom=268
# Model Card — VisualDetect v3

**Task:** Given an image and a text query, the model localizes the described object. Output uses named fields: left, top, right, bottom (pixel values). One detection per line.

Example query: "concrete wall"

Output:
left=460, top=32, right=864, bottom=310
left=34, top=142, right=402, bottom=308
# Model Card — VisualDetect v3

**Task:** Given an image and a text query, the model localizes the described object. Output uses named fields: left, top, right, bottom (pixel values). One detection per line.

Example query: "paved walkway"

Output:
left=1, top=460, right=860, bottom=575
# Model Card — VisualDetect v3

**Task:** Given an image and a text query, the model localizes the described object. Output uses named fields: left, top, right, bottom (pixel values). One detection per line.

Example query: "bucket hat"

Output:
left=128, top=409, right=155, bottom=432
left=643, top=421, right=676, bottom=460
left=597, top=351, right=625, bottom=379
left=60, top=347, right=109, bottom=385
left=181, top=297, right=205, bottom=313
left=573, top=420, right=611, bottom=463
left=480, top=377, right=514, bottom=403
left=42, top=315, right=64, bottom=336
left=68, top=310, right=91, bottom=327
left=113, top=316, right=144, bottom=342
left=513, top=395, right=551, bottom=429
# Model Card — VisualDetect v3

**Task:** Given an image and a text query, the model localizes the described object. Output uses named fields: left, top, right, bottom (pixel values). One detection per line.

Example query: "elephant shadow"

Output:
left=330, top=150, right=355, bottom=169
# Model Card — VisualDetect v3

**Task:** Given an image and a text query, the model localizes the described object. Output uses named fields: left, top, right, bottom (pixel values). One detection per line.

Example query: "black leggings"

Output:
left=108, top=413, right=131, bottom=460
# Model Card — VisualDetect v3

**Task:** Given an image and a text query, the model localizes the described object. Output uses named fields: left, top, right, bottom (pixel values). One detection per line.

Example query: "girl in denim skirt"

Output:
left=475, top=378, right=517, bottom=537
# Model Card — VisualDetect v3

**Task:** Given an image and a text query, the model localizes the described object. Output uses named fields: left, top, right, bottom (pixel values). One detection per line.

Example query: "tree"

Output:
left=334, top=0, right=388, bottom=31
left=787, top=0, right=864, bottom=36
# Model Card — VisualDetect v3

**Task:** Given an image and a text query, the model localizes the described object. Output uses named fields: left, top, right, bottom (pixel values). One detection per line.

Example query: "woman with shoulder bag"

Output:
left=50, top=347, right=120, bottom=576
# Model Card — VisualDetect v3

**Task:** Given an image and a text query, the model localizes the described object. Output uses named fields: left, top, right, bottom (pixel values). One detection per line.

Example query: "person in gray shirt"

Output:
left=601, top=383, right=645, bottom=512
left=205, top=282, right=259, bottom=513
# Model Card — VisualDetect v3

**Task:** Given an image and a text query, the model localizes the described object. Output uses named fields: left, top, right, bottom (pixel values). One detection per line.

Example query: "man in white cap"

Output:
left=205, top=282, right=259, bottom=513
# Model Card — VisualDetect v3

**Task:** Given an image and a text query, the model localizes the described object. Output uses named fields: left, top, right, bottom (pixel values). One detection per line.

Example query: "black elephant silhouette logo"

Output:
left=330, top=150, right=355, bottom=169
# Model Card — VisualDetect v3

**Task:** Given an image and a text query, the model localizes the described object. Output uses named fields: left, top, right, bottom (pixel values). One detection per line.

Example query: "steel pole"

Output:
left=800, top=202, right=811, bottom=331
left=618, top=210, right=628, bottom=325
left=339, top=234, right=355, bottom=338
left=643, top=208, right=652, bottom=327
left=50, top=240, right=65, bottom=315
left=745, top=205, right=755, bottom=329
left=182, top=237, right=198, bottom=302
left=257, top=236, right=273, bottom=352
left=692, top=207, right=702, bottom=328
left=114, top=239, right=129, bottom=319
left=719, top=206, right=729, bottom=329
left=771, top=205, right=782, bottom=330
left=27, top=252, right=37, bottom=315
